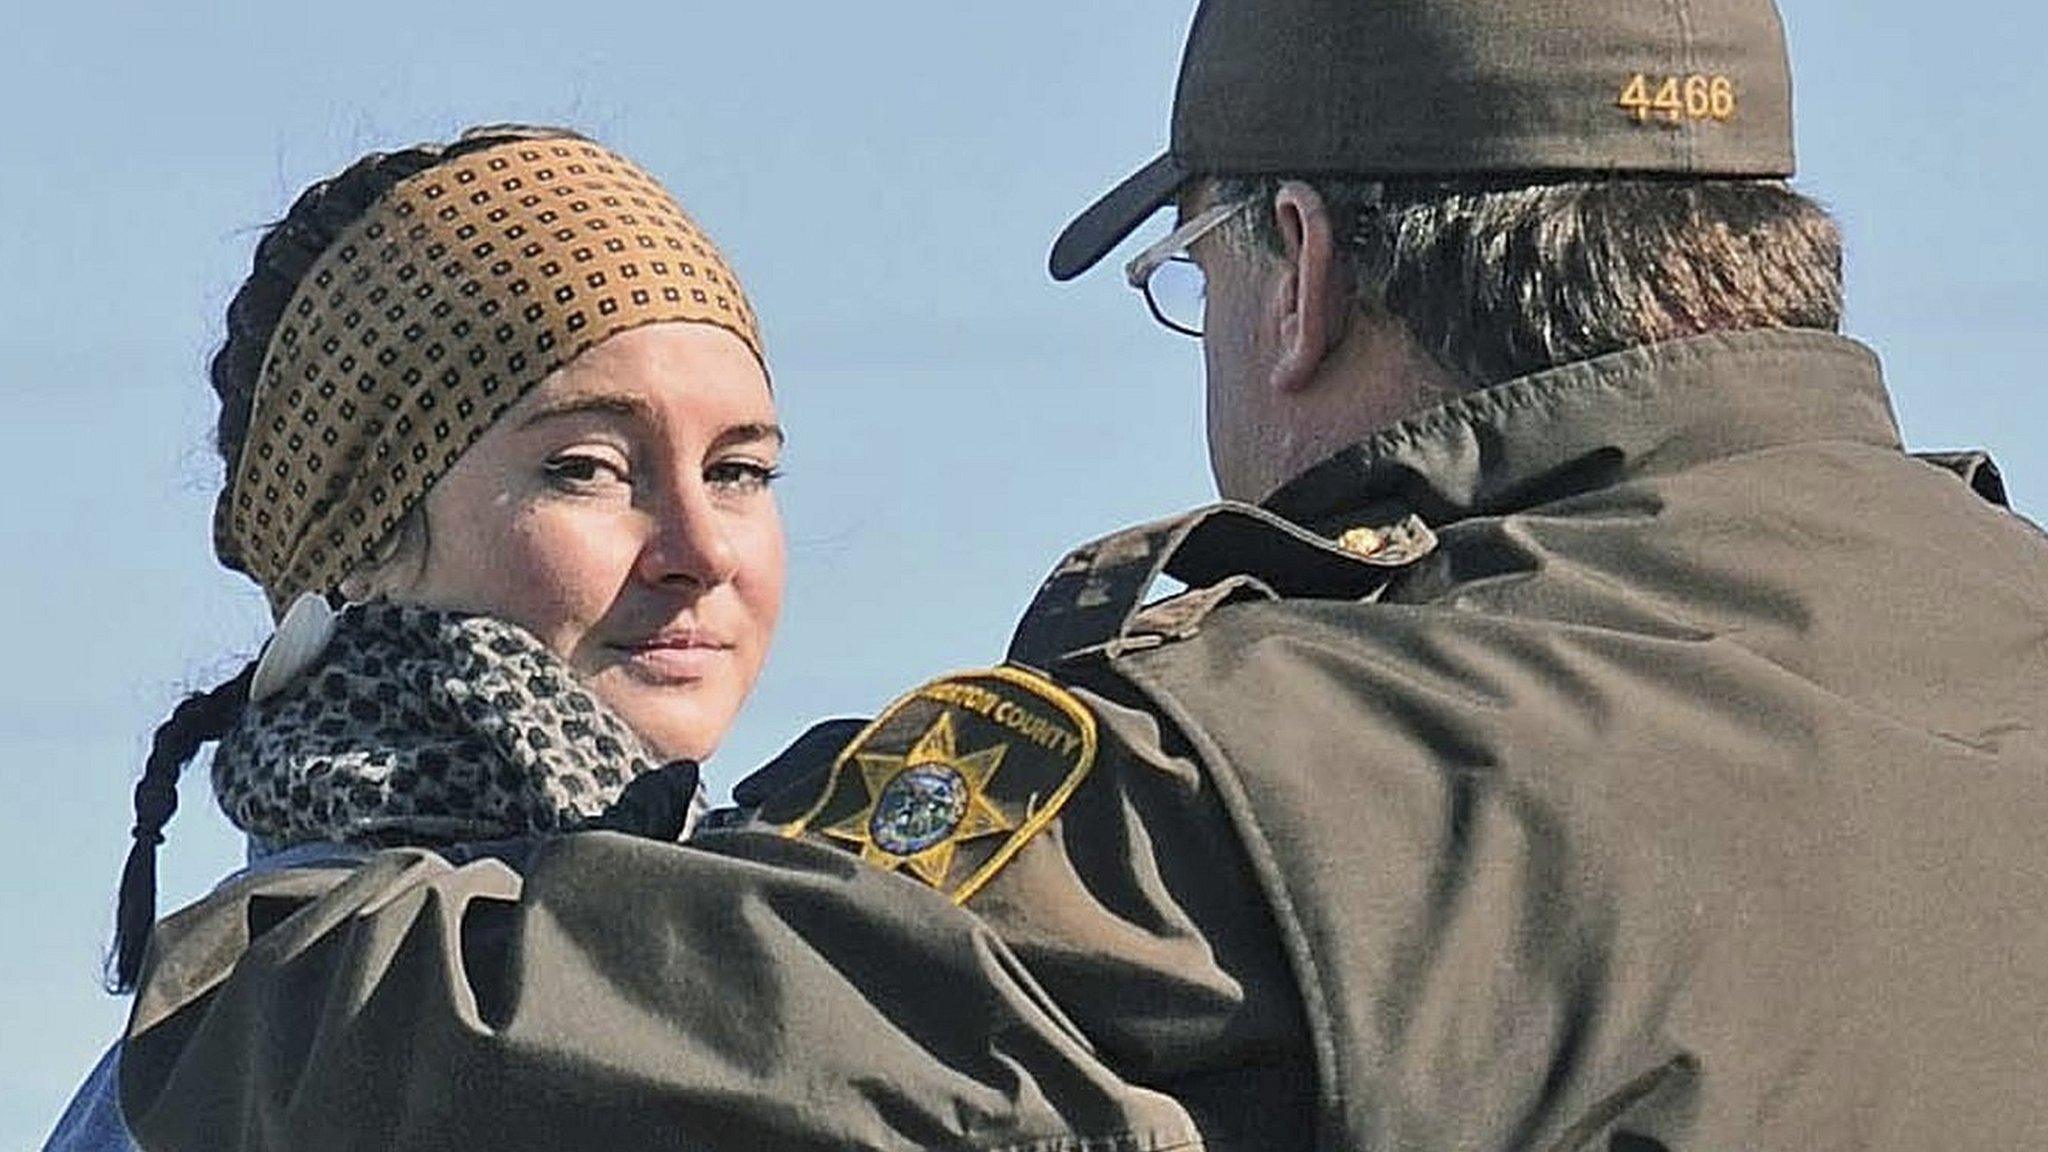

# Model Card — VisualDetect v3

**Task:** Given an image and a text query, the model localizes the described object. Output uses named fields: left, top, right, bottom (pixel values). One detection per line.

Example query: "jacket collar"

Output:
left=1262, top=330, right=1899, bottom=535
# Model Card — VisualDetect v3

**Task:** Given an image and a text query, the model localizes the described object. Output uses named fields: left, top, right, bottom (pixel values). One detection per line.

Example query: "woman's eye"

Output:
left=543, top=454, right=628, bottom=489
left=705, top=460, right=782, bottom=495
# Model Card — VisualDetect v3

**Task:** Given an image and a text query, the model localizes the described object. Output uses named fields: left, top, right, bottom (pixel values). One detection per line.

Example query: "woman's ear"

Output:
left=337, top=507, right=429, bottom=603
left=1264, top=181, right=1348, bottom=396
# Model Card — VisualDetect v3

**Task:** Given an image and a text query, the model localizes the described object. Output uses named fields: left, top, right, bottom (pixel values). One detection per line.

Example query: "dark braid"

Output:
left=108, top=662, right=256, bottom=993
left=111, top=125, right=590, bottom=995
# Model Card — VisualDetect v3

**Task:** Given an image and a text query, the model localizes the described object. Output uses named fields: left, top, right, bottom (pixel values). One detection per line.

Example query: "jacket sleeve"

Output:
left=952, top=684, right=1319, bottom=1148
left=734, top=676, right=1321, bottom=1150
left=118, top=834, right=1203, bottom=1152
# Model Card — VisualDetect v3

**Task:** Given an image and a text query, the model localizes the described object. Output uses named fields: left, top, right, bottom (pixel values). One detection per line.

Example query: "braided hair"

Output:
left=109, top=124, right=585, bottom=994
left=109, top=664, right=255, bottom=992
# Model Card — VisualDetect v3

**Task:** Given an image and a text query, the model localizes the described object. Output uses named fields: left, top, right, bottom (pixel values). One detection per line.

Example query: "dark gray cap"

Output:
left=1050, top=0, right=1795, bottom=280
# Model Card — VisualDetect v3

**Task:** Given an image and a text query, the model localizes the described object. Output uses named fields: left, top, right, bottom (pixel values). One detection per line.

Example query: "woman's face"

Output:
left=398, top=321, right=785, bottom=763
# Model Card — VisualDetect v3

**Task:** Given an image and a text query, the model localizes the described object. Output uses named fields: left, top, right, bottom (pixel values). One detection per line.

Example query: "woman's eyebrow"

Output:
left=711, top=422, right=786, bottom=451
left=514, top=392, right=654, bottom=430
left=516, top=396, right=782, bottom=450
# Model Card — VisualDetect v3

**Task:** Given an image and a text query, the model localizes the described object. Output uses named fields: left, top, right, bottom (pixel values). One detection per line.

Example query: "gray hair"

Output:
left=1213, top=175, right=1844, bottom=388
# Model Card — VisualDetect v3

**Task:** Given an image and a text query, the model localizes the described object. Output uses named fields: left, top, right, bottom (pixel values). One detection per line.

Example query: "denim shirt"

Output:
left=43, top=841, right=373, bottom=1152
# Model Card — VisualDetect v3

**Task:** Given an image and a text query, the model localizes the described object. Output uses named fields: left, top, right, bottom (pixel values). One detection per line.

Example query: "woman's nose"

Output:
left=635, top=486, right=740, bottom=589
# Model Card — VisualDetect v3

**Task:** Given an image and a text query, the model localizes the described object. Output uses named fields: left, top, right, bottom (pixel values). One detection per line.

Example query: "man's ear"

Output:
left=1264, top=181, right=1347, bottom=396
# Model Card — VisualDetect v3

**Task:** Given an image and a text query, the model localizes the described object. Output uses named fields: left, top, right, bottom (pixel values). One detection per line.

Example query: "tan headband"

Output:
left=214, top=136, right=764, bottom=615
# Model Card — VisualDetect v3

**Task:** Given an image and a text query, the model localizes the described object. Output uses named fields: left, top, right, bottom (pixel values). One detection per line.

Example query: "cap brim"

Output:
left=1048, top=153, right=1189, bottom=281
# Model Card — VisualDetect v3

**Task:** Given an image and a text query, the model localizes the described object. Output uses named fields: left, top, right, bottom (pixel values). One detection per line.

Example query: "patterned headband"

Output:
left=214, top=136, right=764, bottom=615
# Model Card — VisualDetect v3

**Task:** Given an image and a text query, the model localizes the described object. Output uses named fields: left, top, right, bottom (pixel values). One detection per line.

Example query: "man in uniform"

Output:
left=118, top=0, right=2048, bottom=1149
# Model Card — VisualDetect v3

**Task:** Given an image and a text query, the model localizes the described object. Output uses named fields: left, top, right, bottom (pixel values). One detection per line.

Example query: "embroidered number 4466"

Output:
left=1619, top=74, right=1736, bottom=123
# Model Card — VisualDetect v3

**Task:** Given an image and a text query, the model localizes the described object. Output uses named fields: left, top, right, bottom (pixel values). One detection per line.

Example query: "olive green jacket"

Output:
left=121, top=330, right=2048, bottom=1150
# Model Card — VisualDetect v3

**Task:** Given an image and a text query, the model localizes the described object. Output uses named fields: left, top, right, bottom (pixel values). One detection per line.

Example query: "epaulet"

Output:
left=1006, top=501, right=1425, bottom=670
left=1914, top=450, right=2011, bottom=508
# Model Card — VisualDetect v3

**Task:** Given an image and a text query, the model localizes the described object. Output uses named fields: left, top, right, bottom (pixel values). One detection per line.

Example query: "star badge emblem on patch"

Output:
left=822, top=711, right=1015, bottom=885
left=781, top=665, right=1098, bottom=902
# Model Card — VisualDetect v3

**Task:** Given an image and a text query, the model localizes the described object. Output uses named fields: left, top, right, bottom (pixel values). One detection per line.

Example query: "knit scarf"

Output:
left=212, top=603, right=661, bottom=849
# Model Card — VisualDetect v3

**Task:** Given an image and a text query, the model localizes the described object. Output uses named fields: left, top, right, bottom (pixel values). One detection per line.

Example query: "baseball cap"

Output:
left=1050, top=0, right=1795, bottom=280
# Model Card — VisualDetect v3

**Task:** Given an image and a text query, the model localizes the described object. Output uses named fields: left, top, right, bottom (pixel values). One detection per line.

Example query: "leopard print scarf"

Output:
left=212, top=602, right=662, bottom=849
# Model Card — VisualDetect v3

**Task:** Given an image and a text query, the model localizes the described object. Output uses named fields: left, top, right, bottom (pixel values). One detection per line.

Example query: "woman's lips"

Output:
left=610, top=632, right=733, bottom=684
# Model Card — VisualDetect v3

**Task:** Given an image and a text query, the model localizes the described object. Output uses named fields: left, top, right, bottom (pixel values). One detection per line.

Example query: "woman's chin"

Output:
left=595, top=677, right=738, bottom=765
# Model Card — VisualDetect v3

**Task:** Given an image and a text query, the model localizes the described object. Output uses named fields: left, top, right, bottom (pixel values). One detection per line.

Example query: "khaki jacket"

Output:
left=123, top=331, right=2048, bottom=1150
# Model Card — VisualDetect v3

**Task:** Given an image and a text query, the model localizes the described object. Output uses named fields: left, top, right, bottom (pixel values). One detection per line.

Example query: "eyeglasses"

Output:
left=1123, top=199, right=1248, bottom=337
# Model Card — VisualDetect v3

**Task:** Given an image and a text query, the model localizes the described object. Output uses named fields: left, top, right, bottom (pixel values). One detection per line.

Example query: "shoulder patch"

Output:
left=782, top=665, right=1097, bottom=903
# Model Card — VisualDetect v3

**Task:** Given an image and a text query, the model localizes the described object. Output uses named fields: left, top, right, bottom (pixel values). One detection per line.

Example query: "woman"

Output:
left=47, top=124, right=785, bottom=1149
left=53, top=125, right=1208, bottom=1152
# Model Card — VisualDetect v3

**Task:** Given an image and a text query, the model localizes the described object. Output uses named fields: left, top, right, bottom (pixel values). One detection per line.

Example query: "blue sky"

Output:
left=3, top=0, right=2042, bottom=1142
